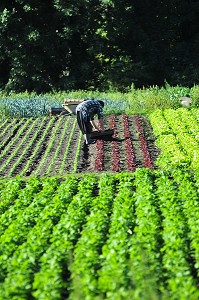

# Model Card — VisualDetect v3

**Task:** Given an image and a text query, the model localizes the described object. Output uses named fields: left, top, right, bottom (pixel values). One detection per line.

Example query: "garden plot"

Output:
left=0, top=114, right=159, bottom=177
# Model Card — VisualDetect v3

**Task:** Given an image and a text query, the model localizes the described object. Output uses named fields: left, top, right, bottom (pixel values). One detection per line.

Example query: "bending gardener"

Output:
left=76, top=100, right=105, bottom=144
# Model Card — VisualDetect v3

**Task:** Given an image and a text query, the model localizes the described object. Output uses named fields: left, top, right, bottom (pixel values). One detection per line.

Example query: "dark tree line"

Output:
left=0, top=0, right=198, bottom=92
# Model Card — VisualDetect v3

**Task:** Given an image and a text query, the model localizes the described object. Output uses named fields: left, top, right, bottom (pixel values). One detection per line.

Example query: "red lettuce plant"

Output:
left=95, top=121, right=104, bottom=171
left=135, top=115, right=154, bottom=169
left=122, top=114, right=136, bottom=171
left=109, top=115, right=120, bottom=172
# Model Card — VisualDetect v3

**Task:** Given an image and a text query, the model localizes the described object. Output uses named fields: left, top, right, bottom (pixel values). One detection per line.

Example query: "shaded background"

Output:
left=0, top=0, right=198, bottom=92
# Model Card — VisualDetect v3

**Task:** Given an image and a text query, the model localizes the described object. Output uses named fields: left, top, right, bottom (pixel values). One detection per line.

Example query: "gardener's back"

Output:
left=76, top=100, right=103, bottom=120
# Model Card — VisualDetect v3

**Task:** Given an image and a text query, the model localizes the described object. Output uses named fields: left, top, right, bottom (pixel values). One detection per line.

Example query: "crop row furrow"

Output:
left=0, top=178, right=60, bottom=283
left=122, top=114, right=136, bottom=171
left=21, top=117, right=55, bottom=176
left=69, top=174, right=115, bottom=299
left=155, top=173, right=199, bottom=299
left=0, top=177, right=78, bottom=300
left=0, top=119, right=25, bottom=154
left=135, top=115, right=154, bottom=169
left=32, top=175, right=98, bottom=300
left=59, top=118, right=78, bottom=175
left=95, top=139, right=104, bottom=171
left=0, top=178, right=26, bottom=214
left=0, top=119, right=10, bottom=131
left=110, top=114, right=120, bottom=172
left=0, top=177, right=42, bottom=236
left=95, top=119, right=105, bottom=171
left=0, top=119, right=34, bottom=174
left=172, top=170, right=199, bottom=279
left=73, top=132, right=83, bottom=173
left=127, top=169, right=163, bottom=299
left=7, top=117, right=48, bottom=177
left=34, top=116, right=63, bottom=175
left=45, top=116, right=71, bottom=176
left=1, top=170, right=199, bottom=298
left=98, top=172, right=135, bottom=299
left=0, top=119, right=17, bottom=140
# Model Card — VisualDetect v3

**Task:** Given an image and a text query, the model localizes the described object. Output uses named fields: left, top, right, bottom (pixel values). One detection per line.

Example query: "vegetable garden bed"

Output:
left=0, top=114, right=159, bottom=177
left=0, top=170, right=199, bottom=299
left=1, top=107, right=199, bottom=299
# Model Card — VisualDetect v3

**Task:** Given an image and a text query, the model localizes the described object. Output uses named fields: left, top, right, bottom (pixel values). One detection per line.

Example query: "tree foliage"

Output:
left=0, top=0, right=198, bottom=92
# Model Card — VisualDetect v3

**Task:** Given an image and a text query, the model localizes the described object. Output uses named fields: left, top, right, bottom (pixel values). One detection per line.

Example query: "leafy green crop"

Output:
left=0, top=170, right=199, bottom=299
left=0, top=84, right=198, bottom=118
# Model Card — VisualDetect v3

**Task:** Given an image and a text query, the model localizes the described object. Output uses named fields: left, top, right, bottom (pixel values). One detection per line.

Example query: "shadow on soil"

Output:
left=92, top=137, right=125, bottom=142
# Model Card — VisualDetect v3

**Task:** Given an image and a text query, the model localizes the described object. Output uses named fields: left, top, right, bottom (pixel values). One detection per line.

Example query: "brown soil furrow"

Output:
left=127, top=115, right=145, bottom=168
left=3, top=118, right=50, bottom=177
left=61, top=122, right=81, bottom=174
left=33, top=117, right=68, bottom=176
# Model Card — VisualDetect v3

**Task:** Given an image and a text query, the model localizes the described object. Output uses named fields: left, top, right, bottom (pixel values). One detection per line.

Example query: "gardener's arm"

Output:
left=90, top=118, right=105, bottom=132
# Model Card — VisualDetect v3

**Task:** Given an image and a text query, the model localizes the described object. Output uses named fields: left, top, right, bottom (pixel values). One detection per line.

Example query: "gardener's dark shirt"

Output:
left=76, top=100, right=103, bottom=120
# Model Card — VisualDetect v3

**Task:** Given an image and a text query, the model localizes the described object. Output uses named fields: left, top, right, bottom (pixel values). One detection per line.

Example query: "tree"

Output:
left=0, top=0, right=103, bottom=92
left=0, top=0, right=198, bottom=92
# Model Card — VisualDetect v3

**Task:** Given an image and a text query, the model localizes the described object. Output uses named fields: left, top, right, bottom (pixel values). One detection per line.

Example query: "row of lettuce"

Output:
left=0, top=169, right=199, bottom=300
left=149, top=107, right=199, bottom=170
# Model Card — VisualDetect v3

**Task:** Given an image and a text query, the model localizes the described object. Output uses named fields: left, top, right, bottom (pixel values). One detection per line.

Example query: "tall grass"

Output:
left=0, top=84, right=198, bottom=118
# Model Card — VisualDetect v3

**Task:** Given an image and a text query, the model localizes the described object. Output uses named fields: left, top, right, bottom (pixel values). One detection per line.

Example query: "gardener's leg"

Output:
left=84, top=119, right=95, bottom=144
left=77, top=112, right=91, bottom=144
left=77, top=111, right=85, bottom=133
